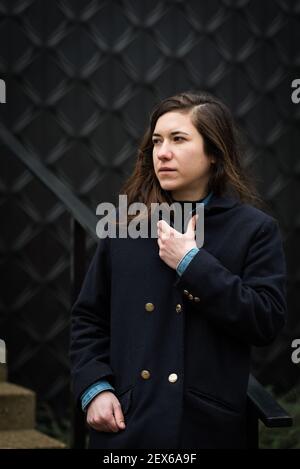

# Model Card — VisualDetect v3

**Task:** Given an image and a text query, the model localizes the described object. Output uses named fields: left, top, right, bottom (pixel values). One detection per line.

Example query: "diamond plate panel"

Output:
left=0, top=1, right=299, bottom=431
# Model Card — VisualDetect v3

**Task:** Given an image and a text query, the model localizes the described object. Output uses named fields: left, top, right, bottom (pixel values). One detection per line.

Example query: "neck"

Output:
left=171, top=189, right=209, bottom=202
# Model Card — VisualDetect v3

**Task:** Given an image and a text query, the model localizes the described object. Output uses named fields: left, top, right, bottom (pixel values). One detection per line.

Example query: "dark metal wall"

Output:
left=0, top=0, right=299, bottom=419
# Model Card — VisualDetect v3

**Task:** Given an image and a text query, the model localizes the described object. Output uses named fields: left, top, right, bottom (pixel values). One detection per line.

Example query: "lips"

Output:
left=158, top=168, right=176, bottom=172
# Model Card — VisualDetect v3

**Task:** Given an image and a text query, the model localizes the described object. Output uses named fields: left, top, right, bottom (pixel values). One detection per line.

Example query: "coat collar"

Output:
left=169, top=191, right=240, bottom=216
left=204, top=192, right=240, bottom=212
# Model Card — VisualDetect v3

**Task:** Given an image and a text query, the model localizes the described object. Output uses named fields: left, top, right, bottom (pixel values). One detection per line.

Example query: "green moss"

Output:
left=36, top=401, right=71, bottom=448
left=259, top=386, right=300, bottom=449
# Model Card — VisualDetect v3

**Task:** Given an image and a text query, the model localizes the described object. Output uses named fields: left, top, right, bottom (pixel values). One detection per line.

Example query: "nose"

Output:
left=156, top=141, right=173, bottom=161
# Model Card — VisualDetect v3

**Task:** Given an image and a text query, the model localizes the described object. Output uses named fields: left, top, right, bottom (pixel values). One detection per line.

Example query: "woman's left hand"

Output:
left=157, top=215, right=198, bottom=270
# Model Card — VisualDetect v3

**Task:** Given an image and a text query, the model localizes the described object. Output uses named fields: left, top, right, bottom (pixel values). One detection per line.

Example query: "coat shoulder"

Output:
left=234, top=202, right=278, bottom=231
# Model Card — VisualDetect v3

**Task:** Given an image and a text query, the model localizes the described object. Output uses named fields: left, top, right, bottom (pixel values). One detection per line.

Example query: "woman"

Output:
left=70, top=91, right=287, bottom=449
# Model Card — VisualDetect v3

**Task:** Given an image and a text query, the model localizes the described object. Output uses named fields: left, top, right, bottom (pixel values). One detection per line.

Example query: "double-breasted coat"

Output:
left=70, top=193, right=287, bottom=449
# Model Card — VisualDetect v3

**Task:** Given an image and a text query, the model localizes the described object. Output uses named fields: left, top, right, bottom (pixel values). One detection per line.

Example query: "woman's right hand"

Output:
left=86, top=390, right=126, bottom=432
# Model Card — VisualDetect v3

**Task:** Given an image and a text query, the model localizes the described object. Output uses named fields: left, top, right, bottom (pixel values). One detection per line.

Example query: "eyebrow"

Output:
left=152, top=130, right=190, bottom=137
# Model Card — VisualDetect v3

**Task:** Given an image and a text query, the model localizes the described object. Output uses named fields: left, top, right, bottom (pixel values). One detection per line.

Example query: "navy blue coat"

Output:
left=70, top=193, right=287, bottom=449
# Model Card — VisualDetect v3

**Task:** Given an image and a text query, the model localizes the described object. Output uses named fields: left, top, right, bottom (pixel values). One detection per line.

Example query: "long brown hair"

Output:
left=120, top=91, right=263, bottom=217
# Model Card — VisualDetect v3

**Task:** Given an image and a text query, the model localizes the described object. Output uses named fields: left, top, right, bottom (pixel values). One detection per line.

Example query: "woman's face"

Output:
left=152, top=111, right=215, bottom=200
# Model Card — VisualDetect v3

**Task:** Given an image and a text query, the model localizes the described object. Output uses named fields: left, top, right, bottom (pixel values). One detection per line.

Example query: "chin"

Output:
left=159, top=184, right=179, bottom=193
left=158, top=181, right=181, bottom=191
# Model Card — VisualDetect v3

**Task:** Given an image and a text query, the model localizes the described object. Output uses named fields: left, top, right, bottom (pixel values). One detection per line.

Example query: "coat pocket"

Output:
left=187, top=386, right=239, bottom=415
left=115, top=385, right=134, bottom=416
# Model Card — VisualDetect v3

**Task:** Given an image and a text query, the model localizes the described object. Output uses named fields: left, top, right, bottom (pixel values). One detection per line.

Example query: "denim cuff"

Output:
left=81, top=380, right=115, bottom=411
left=176, top=248, right=200, bottom=276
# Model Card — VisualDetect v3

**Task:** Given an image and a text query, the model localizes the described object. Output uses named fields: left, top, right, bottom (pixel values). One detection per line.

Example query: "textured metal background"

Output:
left=0, top=0, right=299, bottom=423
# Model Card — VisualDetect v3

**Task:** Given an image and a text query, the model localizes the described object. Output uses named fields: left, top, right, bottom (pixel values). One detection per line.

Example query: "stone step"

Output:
left=0, top=382, right=35, bottom=431
left=0, top=429, right=66, bottom=449
left=0, top=364, right=7, bottom=382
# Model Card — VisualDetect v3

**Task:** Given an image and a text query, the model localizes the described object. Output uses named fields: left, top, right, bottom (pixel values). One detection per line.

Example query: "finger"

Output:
left=87, top=416, right=109, bottom=432
left=92, top=420, right=110, bottom=432
left=185, top=214, right=198, bottom=235
left=102, top=421, right=113, bottom=432
left=106, top=414, right=120, bottom=433
left=113, top=400, right=126, bottom=430
left=157, top=229, right=167, bottom=240
left=159, top=221, right=176, bottom=241
left=104, top=403, right=120, bottom=432
left=102, top=419, right=117, bottom=433
left=158, top=219, right=171, bottom=235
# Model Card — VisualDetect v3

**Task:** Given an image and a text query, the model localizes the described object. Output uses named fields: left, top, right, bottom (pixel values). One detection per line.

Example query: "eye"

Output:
left=152, top=136, right=185, bottom=145
left=174, top=136, right=185, bottom=142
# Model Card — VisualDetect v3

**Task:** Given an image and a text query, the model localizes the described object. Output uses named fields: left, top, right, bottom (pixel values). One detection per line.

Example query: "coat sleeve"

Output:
left=174, top=217, right=287, bottom=346
left=70, top=237, right=114, bottom=406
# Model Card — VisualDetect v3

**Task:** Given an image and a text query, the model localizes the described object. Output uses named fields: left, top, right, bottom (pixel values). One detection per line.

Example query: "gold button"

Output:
left=194, top=297, right=200, bottom=303
left=141, top=369, right=151, bottom=380
left=168, top=373, right=178, bottom=383
left=188, top=294, right=194, bottom=301
left=175, top=304, right=182, bottom=313
left=183, top=290, right=189, bottom=296
left=145, top=303, right=155, bottom=312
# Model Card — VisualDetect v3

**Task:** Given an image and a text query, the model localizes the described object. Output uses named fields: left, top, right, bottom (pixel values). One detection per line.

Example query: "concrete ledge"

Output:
left=0, top=429, right=66, bottom=449
left=0, top=383, right=35, bottom=431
